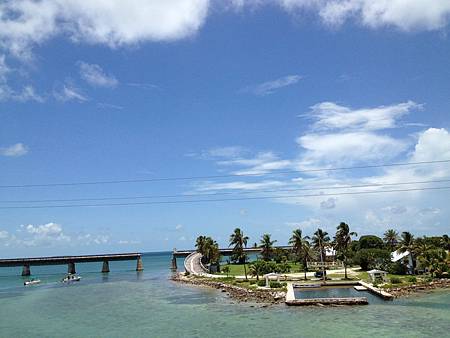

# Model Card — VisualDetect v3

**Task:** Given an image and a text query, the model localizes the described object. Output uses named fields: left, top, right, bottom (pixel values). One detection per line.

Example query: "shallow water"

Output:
left=0, top=252, right=449, bottom=338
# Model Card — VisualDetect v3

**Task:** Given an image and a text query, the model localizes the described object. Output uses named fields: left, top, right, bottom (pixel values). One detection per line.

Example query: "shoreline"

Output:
left=171, top=273, right=286, bottom=305
left=384, top=278, right=450, bottom=298
left=172, top=272, right=450, bottom=304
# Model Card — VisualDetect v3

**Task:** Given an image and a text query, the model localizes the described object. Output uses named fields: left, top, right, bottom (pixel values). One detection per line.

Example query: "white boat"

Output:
left=62, top=274, right=81, bottom=283
left=24, top=279, right=41, bottom=286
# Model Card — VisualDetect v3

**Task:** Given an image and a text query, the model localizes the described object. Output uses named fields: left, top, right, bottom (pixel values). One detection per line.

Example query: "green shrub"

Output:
left=407, top=276, right=417, bottom=283
left=257, top=280, right=266, bottom=287
left=269, top=281, right=282, bottom=288
left=390, top=277, right=402, bottom=284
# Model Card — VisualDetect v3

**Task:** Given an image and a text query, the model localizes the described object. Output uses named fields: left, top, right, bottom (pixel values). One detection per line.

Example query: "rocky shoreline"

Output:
left=171, top=273, right=286, bottom=305
left=384, top=278, right=450, bottom=298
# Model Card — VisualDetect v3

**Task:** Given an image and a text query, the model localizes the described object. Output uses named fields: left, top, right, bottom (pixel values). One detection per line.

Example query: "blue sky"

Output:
left=1, top=1, right=450, bottom=257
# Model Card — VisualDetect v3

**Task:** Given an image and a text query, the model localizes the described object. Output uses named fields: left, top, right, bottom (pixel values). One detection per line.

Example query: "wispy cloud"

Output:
left=53, top=82, right=88, bottom=102
left=126, top=82, right=159, bottom=90
left=97, top=102, right=123, bottom=110
left=78, top=61, right=118, bottom=88
left=304, top=101, right=421, bottom=132
left=243, top=74, right=302, bottom=96
left=0, top=143, right=28, bottom=157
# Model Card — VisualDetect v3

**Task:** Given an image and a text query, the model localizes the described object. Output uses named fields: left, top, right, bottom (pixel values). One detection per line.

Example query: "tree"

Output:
left=249, top=260, right=266, bottom=281
left=222, top=266, right=230, bottom=277
left=195, top=235, right=207, bottom=255
left=312, top=228, right=330, bottom=281
left=229, top=228, right=249, bottom=280
left=334, top=222, right=357, bottom=279
left=359, top=235, right=384, bottom=249
left=441, top=234, right=450, bottom=250
left=260, top=233, right=277, bottom=261
left=398, top=231, right=415, bottom=274
left=383, top=229, right=399, bottom=251
left=300, top=241, right=315, bottom=280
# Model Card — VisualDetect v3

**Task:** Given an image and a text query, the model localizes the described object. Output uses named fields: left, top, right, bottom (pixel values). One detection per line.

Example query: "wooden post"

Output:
left=136, top=256, right=144, bottom=271
left=22, top=264, right=31, bottom=276
left=68, top=262, right=76, bottom=274
left=171, top=256, right=177, bottom=270
left=102, top=260, right=110, bottom=273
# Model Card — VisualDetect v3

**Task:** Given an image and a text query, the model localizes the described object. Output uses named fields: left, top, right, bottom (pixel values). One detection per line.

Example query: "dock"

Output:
left=359, top=281, right=394, bottom=299
left=0, top=253, right=143, bottom=276
left=286, top=297, right=368, bottom=306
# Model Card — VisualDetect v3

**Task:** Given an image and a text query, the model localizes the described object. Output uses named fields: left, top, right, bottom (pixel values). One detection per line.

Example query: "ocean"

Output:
left=0, top=252, right=449, bottom=337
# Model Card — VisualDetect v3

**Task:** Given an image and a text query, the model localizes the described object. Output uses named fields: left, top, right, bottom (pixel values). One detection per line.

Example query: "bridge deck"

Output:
left=0, top=253, right=141, bottom=267
left=173, top=246, right=293, bottom=257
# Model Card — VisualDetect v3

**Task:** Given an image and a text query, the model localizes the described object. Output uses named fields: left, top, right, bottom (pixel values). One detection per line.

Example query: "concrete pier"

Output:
left=68, top=262, right=76, bottom=274
left=102, top=260, right=110, bottom=273
left=22, top=264, right=31, bottom=276
left=171, top=256, right=177, bottom=270
left=136, top=256, right=144, bottom=271
left=0, top=253, right=143, bottom=275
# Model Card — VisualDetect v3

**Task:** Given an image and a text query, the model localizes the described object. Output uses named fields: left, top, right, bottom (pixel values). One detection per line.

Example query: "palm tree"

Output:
left=195, top=235, right=207, bottom=255
left=383, top=229, right=399, bottom=251
left=229, top=228, right=249, bottom=280
left=398, top=231, right=415, bottom=274
left=289, top=229, right=309, bottom=262
left=249, top=260, right=266, bottom=281
left=260, top=233, right=277, bottom=261
left=312, top=228, right=330, bottom=281
left=334, top=222, right=357, bottom=279
left=300, top=241, right=315, bottom=280
left=222, top=266, right=230, bottom=277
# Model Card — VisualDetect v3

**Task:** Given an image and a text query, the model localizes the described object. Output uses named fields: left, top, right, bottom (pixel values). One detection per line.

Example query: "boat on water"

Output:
left=24, top=279, right=41, bottom=286
left=62, top=274, right=81, bottom=283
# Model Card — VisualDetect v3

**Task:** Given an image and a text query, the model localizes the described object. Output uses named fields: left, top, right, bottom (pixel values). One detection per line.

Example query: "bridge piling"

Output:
left=171, top=256, right=177, bottom=270
left=68, top=262, right=76, bottom=274
left=102, top=260, right=110, bottom=273
left=136, top=256, right=143, bottom=271
left=22, top=264, right=31, bottom=276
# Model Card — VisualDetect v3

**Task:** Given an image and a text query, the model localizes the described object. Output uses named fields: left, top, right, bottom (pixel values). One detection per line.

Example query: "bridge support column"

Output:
left=136, top=256, right=143, bottom=271
left=22, top=264, right=31, bottom=276
left=102, top=260, right=110, bottom=273
left=68, top=262, right=76, bottom=274
left=171, top=256, right=177, bottom=270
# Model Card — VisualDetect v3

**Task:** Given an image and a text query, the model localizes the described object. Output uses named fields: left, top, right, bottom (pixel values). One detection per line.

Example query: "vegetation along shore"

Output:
left=173, top=223, right=450, bottom=304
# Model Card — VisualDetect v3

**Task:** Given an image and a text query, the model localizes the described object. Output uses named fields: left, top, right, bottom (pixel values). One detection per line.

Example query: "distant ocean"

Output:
left=0, top=252, right=449, bottom=337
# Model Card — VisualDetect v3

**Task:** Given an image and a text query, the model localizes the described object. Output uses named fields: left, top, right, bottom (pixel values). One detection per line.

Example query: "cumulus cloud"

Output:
left=243, top=74, right=302, bottom=96
left=0, top=143, right=28, bottom=157
left=0, top=0, right=210, bottom=58
left=78, top=61, right=118, bottom=88
left=0, top=223, right=113, bottom=249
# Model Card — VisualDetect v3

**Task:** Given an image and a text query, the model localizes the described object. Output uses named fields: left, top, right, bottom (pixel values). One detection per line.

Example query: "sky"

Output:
left=0, top=0, right=450, bottom=257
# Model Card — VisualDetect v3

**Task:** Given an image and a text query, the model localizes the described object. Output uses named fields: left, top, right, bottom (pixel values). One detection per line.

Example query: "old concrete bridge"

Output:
left=0, top=253, right=144, bottom=276
left=171, top=246, right=293, bottom=270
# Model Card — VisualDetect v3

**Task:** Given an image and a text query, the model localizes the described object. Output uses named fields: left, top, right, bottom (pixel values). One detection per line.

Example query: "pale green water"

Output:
left=1, top=252, right=449, bottom=338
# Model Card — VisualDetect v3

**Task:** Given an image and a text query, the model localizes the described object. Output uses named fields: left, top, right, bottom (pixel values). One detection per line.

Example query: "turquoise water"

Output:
left=1, top=252, right=449, bottom=338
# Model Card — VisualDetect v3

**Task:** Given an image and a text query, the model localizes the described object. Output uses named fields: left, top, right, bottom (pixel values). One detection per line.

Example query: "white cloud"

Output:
left=196, top=180, right=285, bottom=191
left=278, top=0, right=450, bottom=31
left=297, top=131, right=407, bottom=166
left=305, top=101, right=421, bottom=131
left=175, top=224, right=184, bottom=230
left=320, top=197, right=337, bottom=209
left=244, top=74, right=302, bottom=96
left=78, top=61, right=118, bottom=88
left=0, top=0, right=210, bottom=58
left=218, top=151, right=292, bottom=175
left=53, top=82, right=87, bottom=102
left=0, top=143, right=28, bottom=157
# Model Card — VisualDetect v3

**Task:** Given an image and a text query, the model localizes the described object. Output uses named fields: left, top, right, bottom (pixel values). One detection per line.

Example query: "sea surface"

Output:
left=0, top=252, right=449, bottom=338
